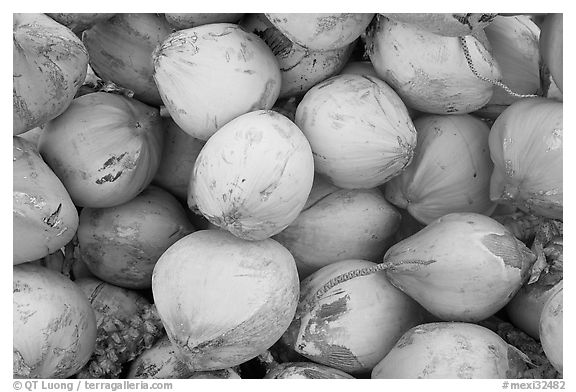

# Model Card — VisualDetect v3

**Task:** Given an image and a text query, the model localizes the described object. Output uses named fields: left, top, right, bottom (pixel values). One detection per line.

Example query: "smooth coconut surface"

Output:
left=190, top=110, right=314, bottom=241
left=295, top=73, right=417, bottom=189
left=152, top=118, right=206, bottom=201
left=539, top=14, right=563, bottom=92
left=274, top=175, right=401, bottom=278
left=483, top=15, right=541, bottom=108
left=384, top=114, right=496, bottom=224
left=152, top=230, right=300, bottom=371
left=382, top=212, right=536, bottom=322
left=488, top=98, right=563, bottom=219
left=371, top=322, right=526, bottom=378
left=152, top=23, right=282, bottom=140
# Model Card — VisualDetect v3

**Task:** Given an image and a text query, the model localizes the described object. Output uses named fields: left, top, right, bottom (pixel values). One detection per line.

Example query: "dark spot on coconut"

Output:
left=316, top=296, right=348, bottom=321
left=43, top=203, right=62, bottom=228
left=446, top=105, right=458, bottom=113
left=99, top=152, right=128, bottom=171
left=95, top=171, right=123, bottom=184
left=13, top=281, right=33, bottom=294
left=311, top=152, right=327, bottom=160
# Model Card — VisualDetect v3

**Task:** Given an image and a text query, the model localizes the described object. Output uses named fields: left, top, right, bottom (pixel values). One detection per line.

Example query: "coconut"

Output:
left=190, top=110, right=314, bottom=241
left=381, top=13, right=497, bottom=36
left=152, top=118, right=205, bottom=201
left=82, top=13, right=174, bottom=106
left=38, top=92, right=164, bottom=208
left=371, top=322, right=527, bottom=378
left=539, top=14, right=563, bottom=92
left=13, top=263, right=97, bottom=378
left=46, top=13, right=116, bottom=34
left=283, top=259, right=427, bottom=374
left=152, top=230, right=300, bottom=371
left=264, top=13, right=374, bottom=51
left=488, top=98, right=563, bottom=220
left=274, top=174, right=401, bottom=278
left=295, top=73, right=417, bottom=189
left=152, top=23, right=281, bottom=140
left=77, top=185, right=195, bottom=289
left=13, top=137, right=78, bottom=265
left=384, top=114, right=496, bottom=224
left=264, top=362, right=354, bottom=379
left=13, top=13, right=89, bottom=134
left=367, top=15, right=501, bottom=114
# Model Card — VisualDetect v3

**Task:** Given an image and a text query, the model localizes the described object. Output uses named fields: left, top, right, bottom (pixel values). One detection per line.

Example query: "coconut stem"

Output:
left=459, top=36, right=538, bottom=99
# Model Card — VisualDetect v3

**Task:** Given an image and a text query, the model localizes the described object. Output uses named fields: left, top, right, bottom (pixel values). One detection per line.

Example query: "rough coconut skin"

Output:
left=13, top=263, right=97, bottom=379
left=13, top=137, right=79, bottom=264
left=13, top=13, right=88, bottom=134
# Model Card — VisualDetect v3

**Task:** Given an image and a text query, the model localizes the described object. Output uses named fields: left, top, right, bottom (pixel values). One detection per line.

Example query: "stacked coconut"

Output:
left=13, top=12, right=562, bottom=379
